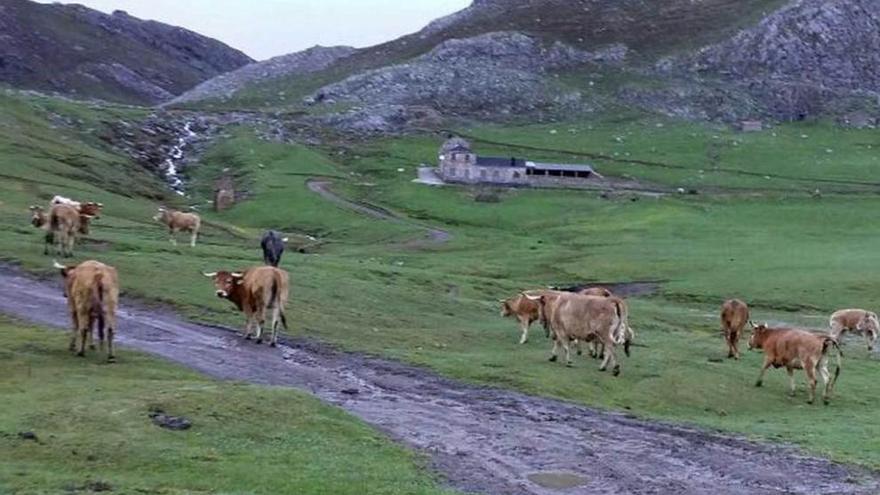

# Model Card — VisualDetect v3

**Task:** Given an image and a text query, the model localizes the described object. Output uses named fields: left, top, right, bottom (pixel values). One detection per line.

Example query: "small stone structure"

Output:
left=214, top=175, right=235, bottom=212
left=436, top=137, right=597, bottom=186
left=739, top=120, right=763, bottom=132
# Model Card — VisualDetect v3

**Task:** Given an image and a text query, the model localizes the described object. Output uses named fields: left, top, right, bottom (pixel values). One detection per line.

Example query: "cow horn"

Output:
left=53, top=260, right=66, bottom=270
left=523, top=294, right=541, bottom=301
left=202, top=271, right=217, bottom=277
left=96, top=203, right=103, bottom=207
left=282, top=237, right=289, bottom=243
left=231, top=272, right=244, bottom=278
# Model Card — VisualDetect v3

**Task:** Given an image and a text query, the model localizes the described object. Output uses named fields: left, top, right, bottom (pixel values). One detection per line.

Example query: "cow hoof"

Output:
left=612, top=365, right=621, bottom=377
left=76, top=351, right=85, bottom=358
left=269, top=341, right=277, bottom=348
left=823, top=399, right=830, bottom=406
left=107, top=356, right=116, bottom=363
left=599, top=366, right=607, bottom=372
left=244, top=335, right=252, bottom=340
left=565, top=362, right=573, bottom=368
left=754, top=381, right=762, bottom=387
left=255, top=339, right=263, bottom=345
left=807, top=399, right=814, bottom=405
left=548, top=355, right=558, bottom=362
left=576, top=349, right=583, bottom=356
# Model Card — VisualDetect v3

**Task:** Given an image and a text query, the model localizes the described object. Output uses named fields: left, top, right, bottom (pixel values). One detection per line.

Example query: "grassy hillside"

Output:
left=181, top=0, right=788, bottom=111
left=2, top=89, right=880, bottom=472
left=0, top=320, right=452, bottom=495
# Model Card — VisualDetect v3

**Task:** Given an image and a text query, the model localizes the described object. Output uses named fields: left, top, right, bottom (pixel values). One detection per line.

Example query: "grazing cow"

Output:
left=748, top=323, right=842, bottom=405
left=500, top=290, right=560, bottom=344
left=829, top=309, right=879, bottom=351
left=260, top=230, right=288, bottom=267
left=53, top=260, right=119, bottom=361
left=45, top=204, right=81, bottom=257
left=203, top=266, right=289, bottom=346
left=528, top=292, right=629, bottom=375
left=720, top=299, right=750, bottom=359
left=153, top=207, right=200, bottom=247
left=30, top=206, right=54, bottom=254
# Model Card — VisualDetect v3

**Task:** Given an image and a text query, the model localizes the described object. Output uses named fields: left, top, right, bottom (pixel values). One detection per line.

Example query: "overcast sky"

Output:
left=36, top=0, right=471, bottom=60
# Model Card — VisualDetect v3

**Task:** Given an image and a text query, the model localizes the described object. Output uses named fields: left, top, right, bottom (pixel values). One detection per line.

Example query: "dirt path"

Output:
left=1, top=267, right=878, bottom=495
left=307, top=179, right=451, bottom=244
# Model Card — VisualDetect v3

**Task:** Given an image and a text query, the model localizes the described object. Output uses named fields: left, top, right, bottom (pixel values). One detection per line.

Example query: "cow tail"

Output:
left=612, top=298, right=627, bottom=345
left=270, top=273, right=288, bottom=330
left=822, top=337, right=843, bottom=387
left=91, top=272, right=106, bottom=342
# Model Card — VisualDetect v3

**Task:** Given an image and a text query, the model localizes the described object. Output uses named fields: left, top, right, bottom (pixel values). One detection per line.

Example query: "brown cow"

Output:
left=528, top=292, right=628, bottom=375
left=537, top=289, right=633, bottom=360
left=500, top=289, right=563, bottom=344
left=154, top=208, right=201, bottom=247
left=720, top=299, right=750, bottom=359
left=38, top=204, right=81, bottom=257
left=204, top=266, right=289, bottom=346
left=53, top=260, right=119, bottom=361
left=748, top=323, right=842, bottom=405
left=829, top=309, right=879, bottom=351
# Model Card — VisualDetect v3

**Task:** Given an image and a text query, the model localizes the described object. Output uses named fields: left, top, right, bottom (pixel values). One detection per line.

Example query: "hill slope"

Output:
left=0, top=0, right=253, bottom=104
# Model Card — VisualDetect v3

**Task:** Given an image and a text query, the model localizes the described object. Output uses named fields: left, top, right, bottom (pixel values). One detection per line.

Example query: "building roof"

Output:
left=526, top=162, right=595, bottom=173
left=440, top=137, right=472, bottom=154
left=476, top=156, right=526, bottom=168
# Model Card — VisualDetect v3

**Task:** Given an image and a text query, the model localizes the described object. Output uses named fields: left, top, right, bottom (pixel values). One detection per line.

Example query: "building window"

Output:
left=493, top=170, right=501, bottom=181
left=449, top=167, right=456, bottom=177
left=480, top=169, right=488, bottom=180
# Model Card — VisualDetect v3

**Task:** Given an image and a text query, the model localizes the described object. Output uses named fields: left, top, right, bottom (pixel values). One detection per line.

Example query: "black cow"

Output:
left=260, top=230, right=287, bottom=267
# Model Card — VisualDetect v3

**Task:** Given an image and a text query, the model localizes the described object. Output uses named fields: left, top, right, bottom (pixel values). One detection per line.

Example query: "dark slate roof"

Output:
left=527, top=162, right=595, bottom=173
left=476, top=156, right=526, bottom=168
left=445, top=144, right=471, bottom=153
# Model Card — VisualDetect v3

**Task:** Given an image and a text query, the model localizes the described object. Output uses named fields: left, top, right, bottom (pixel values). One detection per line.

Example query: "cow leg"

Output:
left=560, top=338, right=573, bottom=367
left=548, top=337, right=559, bottom=362
left=755, top=357, right=772, bottom=387
left=599, top=339, right=620, bottom=376
left=574, top=339, right=583, bottom=356
left=518, top=317, right=529, bottom=344
left=818, top=359, right=831, bottom=405
left=786, top=366, right=796, bottom=396
left=269, top=306, right=280, bottom=347
left=190, top=229, right=198, bottom=248
left=732, top=330, right=741, bottom=360
left=169, top=227, right=178, bottom=246
left=804, top=357, right=818, bottom=404
left=865, top=331, right=876, bottom=352
left=588, top=340, right=597, bottom=358
left=106, top=325, right=115, bottom=363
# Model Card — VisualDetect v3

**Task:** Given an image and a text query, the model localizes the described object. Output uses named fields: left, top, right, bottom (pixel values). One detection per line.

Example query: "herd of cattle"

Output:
left=500, top=287, right=876, bottom=405
left=28, top=195, right=880, bottom=405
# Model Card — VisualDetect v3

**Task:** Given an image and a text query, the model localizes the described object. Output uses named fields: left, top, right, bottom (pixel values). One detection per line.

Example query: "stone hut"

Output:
left=214, top=175, right=235, bottom=212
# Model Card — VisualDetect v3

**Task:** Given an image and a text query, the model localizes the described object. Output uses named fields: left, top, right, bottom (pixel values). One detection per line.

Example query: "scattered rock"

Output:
left=149, top=410, right=192, bottom=431
left=341, top=388, right=360, bottom=395
left=18, top=431, right=37, bottom=441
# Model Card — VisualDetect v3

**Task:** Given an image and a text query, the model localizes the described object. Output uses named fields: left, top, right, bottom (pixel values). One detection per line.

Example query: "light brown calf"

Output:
left=53, top=260, right=119, bottom=361
left=204, top=266, right=289, bottom=346
left=529, top=292, right=629, bottom=375
left=47, top=204, right=81, bottom=257
left=829, top=309, right=878, bottom=351
left=748, top=323, right=842, bottom=405
left=720, top=299, right=750, bottom=359
left=500, top=289, right=565, bottom=344
left=154, top=208, right=201, bottom=247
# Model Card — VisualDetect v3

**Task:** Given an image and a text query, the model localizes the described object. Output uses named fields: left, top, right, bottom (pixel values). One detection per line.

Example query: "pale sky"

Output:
left=36, top=0, right=471, bottom=60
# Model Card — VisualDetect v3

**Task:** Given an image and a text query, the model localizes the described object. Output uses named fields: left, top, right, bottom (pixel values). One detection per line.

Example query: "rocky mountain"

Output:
left=170, top=45, right=356, bottom=105
left=0, top=0, right=253, bottom=104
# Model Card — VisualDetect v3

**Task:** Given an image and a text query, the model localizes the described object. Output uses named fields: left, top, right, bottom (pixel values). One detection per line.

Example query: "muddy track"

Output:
left=306, top=179, right=450, bottom=244
left=1, top=268, right=878, bottom=495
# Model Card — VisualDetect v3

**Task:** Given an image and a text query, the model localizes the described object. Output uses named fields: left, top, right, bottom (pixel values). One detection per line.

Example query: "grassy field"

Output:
left=0, top=320, right=452, bottom=495
left=2, top=88, right=880, bottom=478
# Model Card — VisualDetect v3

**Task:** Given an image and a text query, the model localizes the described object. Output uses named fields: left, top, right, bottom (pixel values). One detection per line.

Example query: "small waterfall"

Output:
left=163, top=121, right=197, bottom=195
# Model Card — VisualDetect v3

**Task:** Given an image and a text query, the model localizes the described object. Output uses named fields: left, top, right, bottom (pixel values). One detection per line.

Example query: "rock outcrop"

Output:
left=171, top=45, right=357, bottom=105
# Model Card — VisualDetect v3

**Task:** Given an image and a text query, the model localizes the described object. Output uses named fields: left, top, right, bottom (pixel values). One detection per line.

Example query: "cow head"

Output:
left=858, top=312, right=879, bottom=351
left=53, top=260, right=75, bottom=297
left=203, top=271, right=245, bottom=299
left=748, top=321, right=769, bottom=350
left=29, top=206, right=47, bottom=228
left=153, top=207, right=171, bottom=223
left=499, top=298, right=513, bottom=317
left=79, top=202, right=103, bottom=218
